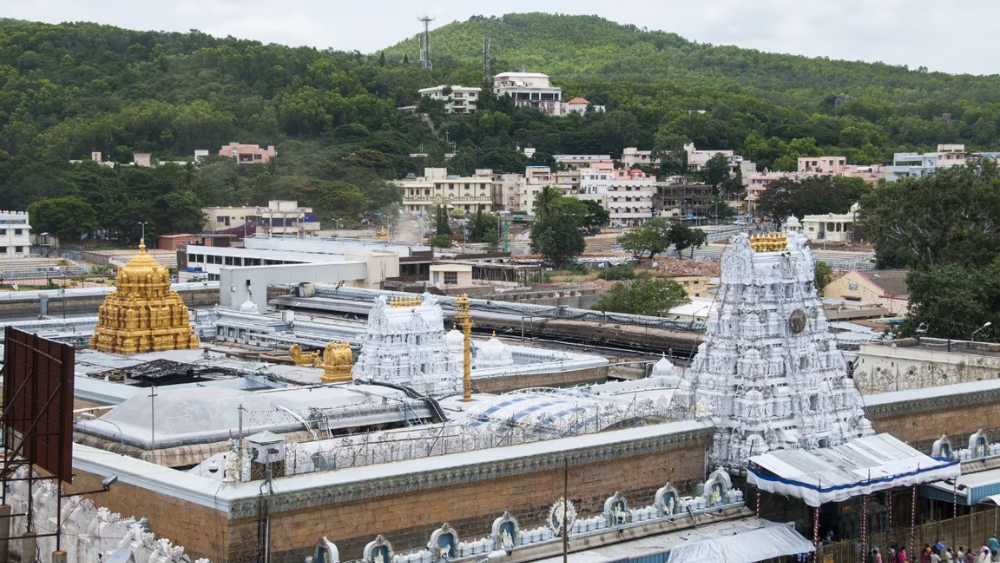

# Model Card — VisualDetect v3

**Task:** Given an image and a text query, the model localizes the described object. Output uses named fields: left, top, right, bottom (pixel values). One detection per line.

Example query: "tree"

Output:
left=667, top=223, right=704, bottom=259
left=617, top=217, right=670, bottom=260
left=651, top=133, right=689, bottom=176
left=898, top=258, right=1000, bottom=342
left=429, top=233, right=453, bottom=249
left=591, top=276, right=690, bottom=316
left=403, top=54, right=409, bottom=64
left=469, top=208, right=501, bottom=249
left=704, top=152, right=730, bottom=192
left=580, top=200, right=610, bottom=233
left=379, top=52, right=386, bottom=66
left=814, top=261, right=834, bottom=291
left=27, top=196, right=98, bottom=240
left=531, top=200, right=586, bottom=268
left=434, top=205, right=453, bottom=237
left=533, top=186, right=562, bottom=220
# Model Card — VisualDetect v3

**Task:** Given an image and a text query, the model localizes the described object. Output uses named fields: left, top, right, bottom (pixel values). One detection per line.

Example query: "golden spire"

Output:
left=89, top=240, right=199, bottom=354
left=321, top=341, right=353, bottom=383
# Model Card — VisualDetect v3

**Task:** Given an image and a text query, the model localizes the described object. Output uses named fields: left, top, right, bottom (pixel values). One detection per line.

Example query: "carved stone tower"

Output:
left=674, top=232, right=873, bottom=469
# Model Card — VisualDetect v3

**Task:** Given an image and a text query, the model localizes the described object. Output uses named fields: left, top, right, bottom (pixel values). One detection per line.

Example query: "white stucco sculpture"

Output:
left=353, top=294, right=462, bottom=396
left=475, top=332, right=514, bottom=369
left=673, top=231, right=873, bottom=469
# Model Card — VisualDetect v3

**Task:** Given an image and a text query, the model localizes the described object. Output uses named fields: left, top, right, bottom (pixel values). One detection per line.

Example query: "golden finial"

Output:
left=492, top=330, right=496, bottom=338
left=138, top=238, right=146, bottom=253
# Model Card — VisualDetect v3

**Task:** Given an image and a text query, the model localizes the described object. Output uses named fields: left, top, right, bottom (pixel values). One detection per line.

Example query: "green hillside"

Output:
left=1, top=14, right=1000, bottom=243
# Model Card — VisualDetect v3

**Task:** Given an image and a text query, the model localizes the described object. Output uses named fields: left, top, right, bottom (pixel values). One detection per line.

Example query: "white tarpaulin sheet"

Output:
left=666, top=523, right=814, bottom=563
left=747, top=434, right=961, bottom=507
left=979, top=494, right=1000, bottom=505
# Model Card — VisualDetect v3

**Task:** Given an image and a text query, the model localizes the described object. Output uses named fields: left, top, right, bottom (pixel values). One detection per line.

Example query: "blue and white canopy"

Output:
left=748, top=433, right=961, bottom=507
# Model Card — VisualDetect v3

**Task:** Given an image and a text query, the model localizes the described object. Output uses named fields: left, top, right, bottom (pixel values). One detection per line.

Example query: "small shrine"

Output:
left=475, top=332, right=515, bottom=369
left=321, top=342, right=353, bottom=383
left=90, top=240, right=199, bottom=355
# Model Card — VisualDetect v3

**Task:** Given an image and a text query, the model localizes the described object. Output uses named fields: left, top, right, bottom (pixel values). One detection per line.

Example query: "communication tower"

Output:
left=418, top=15, right=434, bottom=70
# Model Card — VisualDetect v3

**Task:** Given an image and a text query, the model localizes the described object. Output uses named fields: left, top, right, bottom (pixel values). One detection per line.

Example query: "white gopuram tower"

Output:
left=352, top=293, right=462, bottom=396
left=674, top=231, right=873, bottom=470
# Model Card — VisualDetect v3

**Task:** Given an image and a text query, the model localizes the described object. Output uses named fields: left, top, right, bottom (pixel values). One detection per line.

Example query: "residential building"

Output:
left=798, top=156, right=847, bottom=174
left=398, top=168, right=493, bottom=215
left=620, top=147, right=658, bottom=168
left=605, top=169, right=656, bottom=227
left=202, top=200, right=319, bottom=236
left=668, top=275, right=713, bottom=298
left=493, top=72, right=563, bottom=115
left=554, top=154, right=613, bottom=170
left=68, top=151, right=115, bottom=168
left=684, top=144, right=740, bottom=171
left=0, top=210, right=31, bottom=258
left=620, top=144, right=743, bottom=171
left=822, top=269, right=909, bottom=316
left=429, top=263, right=474, bottom=289
left=887, top=144, right=966, bottom=181
left=655, top=181, right=714, bottom=220
left=417, top=85, right=482, bottom=114
left=219, top=143, right=277, bottom=165
left=491, top=173, right=525, bottom=212
left=801, top=205, right=859, bottom=242
left=563, top=97, right=605, bottom=116
left=842, top=164, right=888, bottom=186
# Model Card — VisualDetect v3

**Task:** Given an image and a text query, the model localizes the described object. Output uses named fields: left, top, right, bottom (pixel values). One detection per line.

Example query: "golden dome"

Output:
left=89, top=239, right=199, bottom=355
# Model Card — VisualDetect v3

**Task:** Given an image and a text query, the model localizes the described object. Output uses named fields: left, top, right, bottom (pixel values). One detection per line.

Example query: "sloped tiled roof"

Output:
left=861, top=269, right=909, bottom=297
left=566, top=97, right=590, bottom=105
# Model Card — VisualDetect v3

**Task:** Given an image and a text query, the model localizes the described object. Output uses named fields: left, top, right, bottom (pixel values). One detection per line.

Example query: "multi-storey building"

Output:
left=492, top=72, right=563, bottom=115
left=0, top=210, right=31, bottom=258
left=219, top=143, right=277, bottom=165
left=554, top=154, right=613, bottom=170
left=399, top=168, right=493, bottom=216
left=620, top=145, right=745, bottom=171
left=417, top=85, right=481, bottom=114
left=887, top=144, right=967, bottom=181
left=202, top=200, right=319, bottom=236
left=581, top=169, right=655, bottom=227
left=654, top=181, right=715, bottom=221
left=797, top=156, right=848, bottom=174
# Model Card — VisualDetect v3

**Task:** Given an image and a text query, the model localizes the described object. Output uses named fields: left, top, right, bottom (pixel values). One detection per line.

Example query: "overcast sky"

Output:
left=7, top=0, right=1000, bottom=75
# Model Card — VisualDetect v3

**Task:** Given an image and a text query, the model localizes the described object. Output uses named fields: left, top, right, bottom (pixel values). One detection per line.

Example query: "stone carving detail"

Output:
left=602, top=492, right=630, bottom=526
left=364, top=535, right=394, bottom=563
left=427, top=524, right=459, bottom=562
left=6, top=467, right=207, bottom=563
left=548, top=498, right=577, bottom=537
left=353, top=294, right=461, bottom=396
left=475, top=332, right=515, bottom=369
left=491, top=512, right=519, bottom=552
left=655, top=483, right=680, bottom=517
left=674, top=231, right=873, bottom=469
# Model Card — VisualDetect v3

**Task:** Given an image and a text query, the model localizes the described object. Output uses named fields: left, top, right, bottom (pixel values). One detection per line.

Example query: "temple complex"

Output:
left=673, top=231, right=873, bottom=469
left=89, top=240, right=199, bottom=354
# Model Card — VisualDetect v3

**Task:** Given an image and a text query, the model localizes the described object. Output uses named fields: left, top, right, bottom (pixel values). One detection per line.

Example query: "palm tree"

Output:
left=534, top=185, right=561, bottom=220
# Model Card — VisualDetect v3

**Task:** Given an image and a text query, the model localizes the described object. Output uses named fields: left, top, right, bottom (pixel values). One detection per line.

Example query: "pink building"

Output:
left=797, top=156, right=847, bottom=174
left=219, top=143, right=277, bottom=165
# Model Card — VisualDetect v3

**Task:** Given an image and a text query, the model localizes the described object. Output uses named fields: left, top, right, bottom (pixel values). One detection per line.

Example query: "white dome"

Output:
left=239, top=298, right=259, bottom=314
left=446, top=328, right=464, bottom=350
left=651, top=355, right=675, bottom=377
left=475, top=332, right=514, bottom=369
left=785, top=216, right=801, bottom=228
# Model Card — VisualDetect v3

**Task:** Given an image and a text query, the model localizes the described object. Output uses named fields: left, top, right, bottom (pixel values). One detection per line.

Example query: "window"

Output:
left=444, top=271, right=458, bottom=284
left=217, top=217, right=226, bottom=223
left=14, top=229, right=21, bottom=235
left=225, top=256, right=235, bottom=266
left=254, top=154, right=262, bottom=160
left=14, top=246, right=22, bottom=253
left=0, top=229, right=4, bottom=235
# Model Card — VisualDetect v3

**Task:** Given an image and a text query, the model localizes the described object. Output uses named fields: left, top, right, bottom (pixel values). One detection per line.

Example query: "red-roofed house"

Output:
left=564, top=97, right=605, bottom=116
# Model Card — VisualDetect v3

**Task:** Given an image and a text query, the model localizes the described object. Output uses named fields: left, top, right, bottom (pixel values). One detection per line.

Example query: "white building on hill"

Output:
left=418, top=85, right=482, bottom=114
left=493, top=72, right=563, bottom=115
left=0, top=210, right=31, bottom=258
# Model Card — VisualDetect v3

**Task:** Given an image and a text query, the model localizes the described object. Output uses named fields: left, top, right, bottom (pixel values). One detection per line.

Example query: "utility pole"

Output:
left=138, top=221, right=148, bottom=244
left=418, top=16, right=434, bottom=70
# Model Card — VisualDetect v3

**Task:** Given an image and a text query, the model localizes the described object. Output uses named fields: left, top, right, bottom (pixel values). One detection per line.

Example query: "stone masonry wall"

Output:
left=473, top=366, right=607, bottom=393
left=67, top=469, right=229, bottom=562
left=240, top=442, right=707, bottom=563
left=866, top=395, right=1000, bottom=452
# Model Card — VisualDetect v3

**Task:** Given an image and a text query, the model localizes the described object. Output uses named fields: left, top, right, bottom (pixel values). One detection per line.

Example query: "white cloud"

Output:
left=7, top=0, right=1000, bottom=75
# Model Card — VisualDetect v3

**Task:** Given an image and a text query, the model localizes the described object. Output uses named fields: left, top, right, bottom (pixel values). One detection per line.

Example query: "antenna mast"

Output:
left=481, top=37, right=493, bottom=87
left=418, top=15, right=434, bottom=70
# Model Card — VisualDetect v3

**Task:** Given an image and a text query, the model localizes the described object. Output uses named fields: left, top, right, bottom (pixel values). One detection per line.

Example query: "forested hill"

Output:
left=383, top=13, right=1000, bottom=103
left=1, top=15, right=1000, bottom=244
